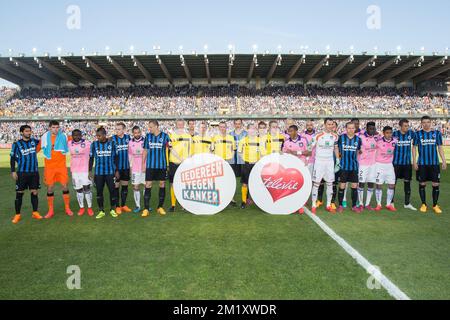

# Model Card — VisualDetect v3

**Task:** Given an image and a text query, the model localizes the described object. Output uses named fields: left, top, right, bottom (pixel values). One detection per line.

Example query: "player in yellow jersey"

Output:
left=212, top=121, right=237, bottom=206
left=265, top=120, right=285, bottom=154
left=191, top=121, right=212, bottom=155
left=238, top=123, right=263, bottom=209
left=169, top=119, right=192, bottom=212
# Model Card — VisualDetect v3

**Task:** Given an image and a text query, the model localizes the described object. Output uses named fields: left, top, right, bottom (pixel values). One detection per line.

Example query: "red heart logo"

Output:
left=260, top=163, right=304, bottom=203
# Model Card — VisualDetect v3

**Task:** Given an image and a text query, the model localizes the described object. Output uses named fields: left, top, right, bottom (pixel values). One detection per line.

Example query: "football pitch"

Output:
left=0, top=149, right=449, bottom=300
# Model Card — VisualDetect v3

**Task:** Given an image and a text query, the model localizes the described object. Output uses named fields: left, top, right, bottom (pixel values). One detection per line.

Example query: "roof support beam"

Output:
left=322, top=56, right=353, bottom=84
left=0, top=69, right=24, bottom=87
left=247, top=56, right=256, bottom=84
left=285, top=55, right=305, bottom=83
left=377, top=57, right=423, bottom=84
left=303, top=55, right=329, bottom=83
left=414, top=61, right=450, bottom=83
left=341, top=56, right=376, bottom=84
left=60, top=58, right=97, bottom=86
left=204, top=55, right=211, bottom=84
left=109, top=57, right=135, bottom=85
left=132, top=57, right=153, bottom=84
left=180, top=56, right=192, bottom=84
left=0, top=61, right=42, bottom=86
left=10, top=58, right=60, bottom=86
left=156, top=56, right=173, bottom=85
left=227, top=62, right=232, bottom=84
left=396, top=57, right=447, bottom=83
left=84, top=57, right=116, bottom=86
left=359, top=57, right=397, bottom=84
left=39, top=59, right=79, bottom=86
left=266, top=55, right=281, bottom=84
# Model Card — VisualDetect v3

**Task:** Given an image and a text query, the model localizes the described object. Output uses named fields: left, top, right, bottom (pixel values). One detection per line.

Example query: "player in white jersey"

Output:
left=128, top=126, right=146, bottom=213
left=310, top=118, right=339, bottom=213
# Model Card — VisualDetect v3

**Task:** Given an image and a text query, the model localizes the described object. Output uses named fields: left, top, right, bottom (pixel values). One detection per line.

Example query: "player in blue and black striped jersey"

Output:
left=392, top=119, right=417, bottom=211
left=111, top=122, right=131, bottom=214
left=141, top=120, right=171, bottom=217
left=89, top=127, right=120, bottom=219
left=412, top=116, right=447, bottom=214
left=10, top=125, right=43, bottom=224
left=335, top=121, right=362, bottom=213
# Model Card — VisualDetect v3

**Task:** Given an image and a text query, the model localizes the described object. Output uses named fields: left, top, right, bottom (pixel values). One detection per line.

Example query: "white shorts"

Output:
left=71, top=172, right=92, bottom=190
left=131, top=172, right=145, bottom=185
left=375, top=163, right=396, bottom=185
left=307, top=163, right=314, bottom=175
left=358, top=165, right=377, bottom=183
left=312, top=160, right=335, bottom=183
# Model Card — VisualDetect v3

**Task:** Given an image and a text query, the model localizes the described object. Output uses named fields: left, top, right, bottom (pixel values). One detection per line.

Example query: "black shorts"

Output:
left=16, top=172, right=40, bottom=191
left=416, top=165, right=440, bottom=183
left=169, top=163, right=180, bottom=183
left=146, top=169, right=166, bottom=181
left=394, top=165, right=412, bottom=181
left=240, top=163, right=254, bottom=185
left=339, top=170, right=358, bottom=183
left=231, top=164, right=242, bottom=177
left=117, top=169, right=130, bottom=182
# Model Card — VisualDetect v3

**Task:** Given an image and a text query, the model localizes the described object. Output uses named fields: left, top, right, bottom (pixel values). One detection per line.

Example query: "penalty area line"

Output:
left=303, top=207, right=411, bottom=300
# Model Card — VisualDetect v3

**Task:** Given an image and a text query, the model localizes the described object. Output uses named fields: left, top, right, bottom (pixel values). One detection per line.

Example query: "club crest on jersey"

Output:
left=30, top=141, right=35, bottom=146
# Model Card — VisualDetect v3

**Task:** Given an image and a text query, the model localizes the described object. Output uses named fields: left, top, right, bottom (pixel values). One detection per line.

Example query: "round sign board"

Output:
left=173, top=153, right=236, bottom=215
left=249, top=153, right=312, bottom=215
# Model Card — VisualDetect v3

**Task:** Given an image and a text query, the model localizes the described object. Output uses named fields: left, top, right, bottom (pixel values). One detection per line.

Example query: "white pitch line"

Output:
left=303, top=208, right=411, bottom=300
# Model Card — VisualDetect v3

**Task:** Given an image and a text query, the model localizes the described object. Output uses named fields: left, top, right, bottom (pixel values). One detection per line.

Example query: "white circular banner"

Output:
left=173, top=153, right=236, bottom=215
left=249, top=153, right=312, bottom=215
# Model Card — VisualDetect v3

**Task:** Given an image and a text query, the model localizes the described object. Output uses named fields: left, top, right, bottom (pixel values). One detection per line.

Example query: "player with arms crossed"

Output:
left=392, top=119, right=417, bottom=210
left=335, top=122, right=362, bottom=213
left=128, top=126, right=146, bottom=213
left=412, top=116, right=447, bottom=214
left=10, top=125, right=43, bottom=224
left=89, top=127, right=119, bottom=219
left=68, top=129, right=94, bottom=216
left=111, top=123, right=132, bottom=214
left=142, top=120, right=171, bottom=217
left=310, top=119, right=338, bottom=214
left=357, top=122, right=378, bottom=211
left=374, top=126, right=398, bottom=211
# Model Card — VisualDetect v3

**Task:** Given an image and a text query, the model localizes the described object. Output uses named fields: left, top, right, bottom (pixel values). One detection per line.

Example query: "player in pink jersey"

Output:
left=374, top=126, right=398, bottom=212
left=68, top=129, right=93, bottom=216
left=357, top=122, right=379, bottom=211
left=282, top=124, right=311, bottom=214
left=128, top=126, right=146, bottom=213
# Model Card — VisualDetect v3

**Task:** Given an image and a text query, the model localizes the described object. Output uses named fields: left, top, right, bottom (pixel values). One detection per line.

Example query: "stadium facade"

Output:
left=0, top=53, right=449, bottom=91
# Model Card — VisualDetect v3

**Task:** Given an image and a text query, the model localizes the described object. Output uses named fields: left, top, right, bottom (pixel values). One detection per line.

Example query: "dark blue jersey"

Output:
left=111, top=134, right=130, bottom=170
left=337, top=134, right=362, bottom=171
left=144, top=132, right=170, bottom=169
left=10, top=138, right=40, bottom=173
left=392, top=129, right=414, bottom=165
left=90, top=140, right=117, bottom=175
left=413, top=130, right=443, bottom=166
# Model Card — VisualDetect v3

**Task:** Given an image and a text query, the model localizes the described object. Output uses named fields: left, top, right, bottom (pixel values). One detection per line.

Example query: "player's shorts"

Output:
left=394, top=165, right=412, bottom=181
left=358, top=165, right=377, bottom=184
left=16, top=172, right=40, bottom=191
left=71, top=172, right=92, bottom=190
left=416, top=165, right=440, bottom=183
left=241, top=163, right=254, bottom=185
left=231, top=164, right=242, bottom=177
left=44, top=166, right=69, bottom=186
left=131, top=171, right=145, bottom=185
left=339, top=170, right=358, bottom=183
left=146, top=168, right=166, bottom=182
left=375, top=163, right=396, bottom=185
left=307, top=163, right=314, bottom=176
left=117, top=169, right=130, bottom=182
left=312, top=160, right=335, bottom=183
left=169, top=163, right=179, bottom=183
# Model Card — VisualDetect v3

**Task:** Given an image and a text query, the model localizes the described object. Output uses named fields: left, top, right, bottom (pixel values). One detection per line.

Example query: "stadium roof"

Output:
left=0, top=53, right=449, bottom=88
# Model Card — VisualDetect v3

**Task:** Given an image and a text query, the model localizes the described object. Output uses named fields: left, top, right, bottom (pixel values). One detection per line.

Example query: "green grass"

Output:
left=0, top=149, right=449, bottom=300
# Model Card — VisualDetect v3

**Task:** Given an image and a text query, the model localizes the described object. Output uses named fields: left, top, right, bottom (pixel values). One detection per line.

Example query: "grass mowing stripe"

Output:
left=303, top=207, right=410, bottom=300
